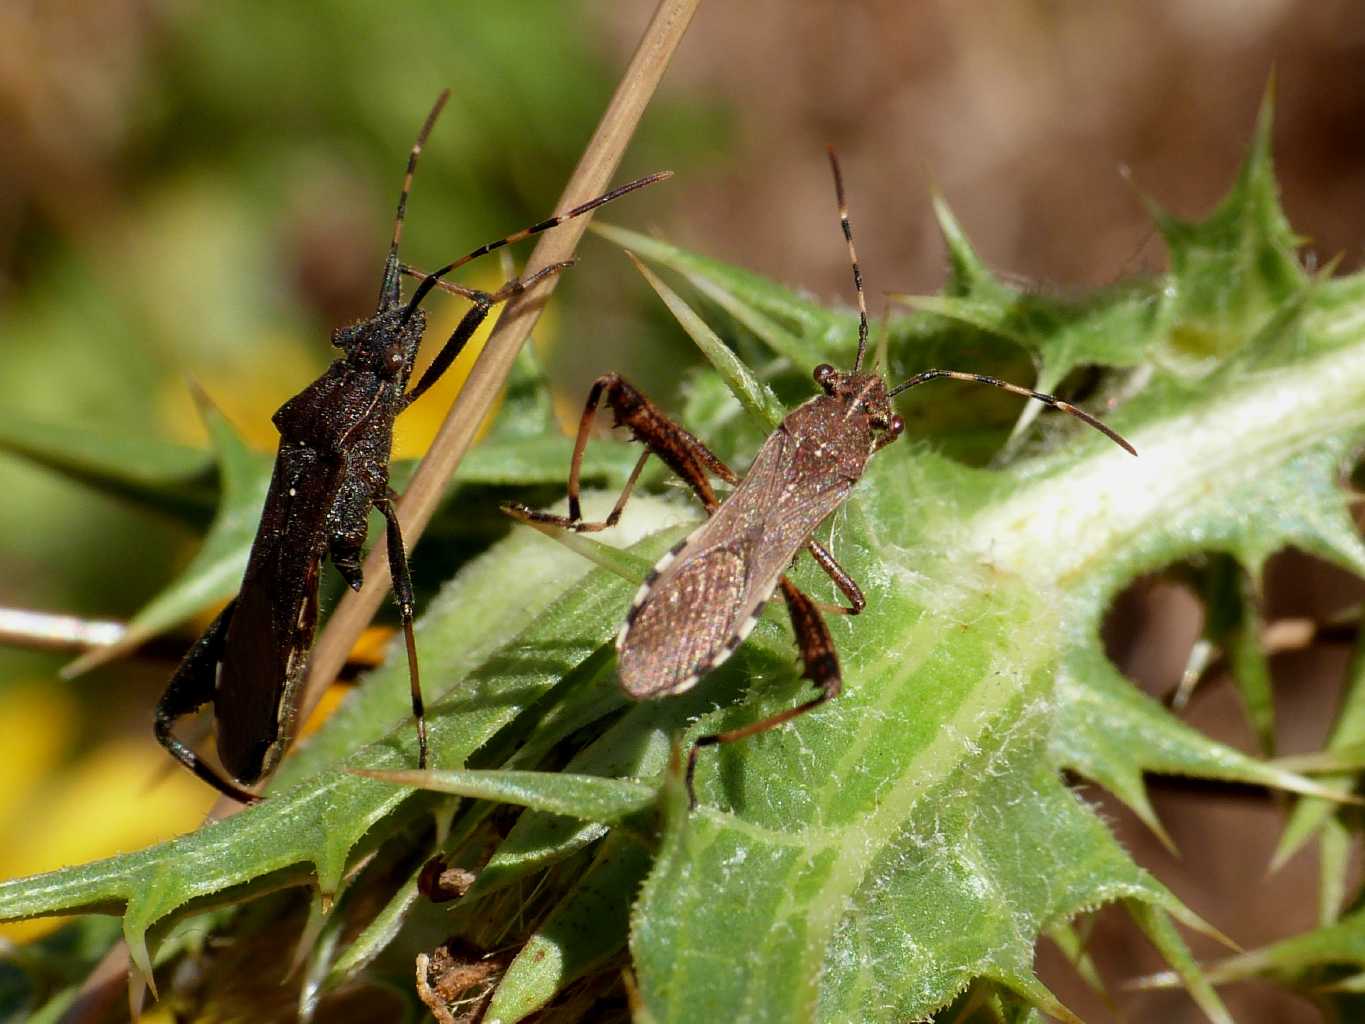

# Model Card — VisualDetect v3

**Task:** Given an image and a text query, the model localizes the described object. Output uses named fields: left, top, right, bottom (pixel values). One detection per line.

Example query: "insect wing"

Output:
left=214, top=566, right=319, bottom=783
left=214, top=446, right=337, bottom=783
left=616, top=534, right=763, bottom=698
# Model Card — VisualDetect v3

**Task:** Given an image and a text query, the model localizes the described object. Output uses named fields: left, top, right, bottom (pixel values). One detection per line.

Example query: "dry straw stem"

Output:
left=299, top=0, right=701, bottom=747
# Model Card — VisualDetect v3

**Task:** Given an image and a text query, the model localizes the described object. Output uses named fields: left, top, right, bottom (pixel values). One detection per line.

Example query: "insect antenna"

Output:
left=402, top=170, right=672, bottom=322
left=379, top=89, right=451, bottom=309
left=888, top=369, right=1137, bottom=455
left=827, top=147, right=870, bottom=372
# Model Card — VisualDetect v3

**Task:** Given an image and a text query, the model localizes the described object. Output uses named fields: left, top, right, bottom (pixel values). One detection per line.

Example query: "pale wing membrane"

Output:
left=618, top=543, right=756, bottom=698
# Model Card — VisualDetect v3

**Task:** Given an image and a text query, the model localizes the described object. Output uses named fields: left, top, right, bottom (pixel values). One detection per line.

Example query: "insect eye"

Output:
left=383, top=344, right=406, bottom=374
left=813, top=364, right=836, bottom=389
left=887, top=414, right=905, bottom=436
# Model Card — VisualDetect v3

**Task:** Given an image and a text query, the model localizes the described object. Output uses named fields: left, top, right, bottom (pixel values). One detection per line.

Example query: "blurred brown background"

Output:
left=4, top=1, right=1365, bottom=1020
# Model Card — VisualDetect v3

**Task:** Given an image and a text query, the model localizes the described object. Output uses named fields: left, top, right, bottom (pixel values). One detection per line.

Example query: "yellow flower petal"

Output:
left=0, top=736, right=217, bottom=943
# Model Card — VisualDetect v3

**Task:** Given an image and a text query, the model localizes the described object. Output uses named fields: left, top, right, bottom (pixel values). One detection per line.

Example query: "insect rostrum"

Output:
left=154, top=90, right=668, bottom=803
left=505, top=148, right=1135, bottom=807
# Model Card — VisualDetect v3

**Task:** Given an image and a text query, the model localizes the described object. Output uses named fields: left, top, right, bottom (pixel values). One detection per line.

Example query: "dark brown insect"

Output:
left=155, top=90, right=669, bottom=803
left=505, top=149, right=1134, bottom=805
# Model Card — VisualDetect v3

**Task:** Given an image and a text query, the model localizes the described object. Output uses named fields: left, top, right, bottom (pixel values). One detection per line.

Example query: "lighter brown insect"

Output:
left=505, top=149, right=1134, bottom=806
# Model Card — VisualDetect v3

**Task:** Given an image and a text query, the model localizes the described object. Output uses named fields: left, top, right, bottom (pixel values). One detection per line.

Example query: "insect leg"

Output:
left=399, top=261, right=575, bottom=411
left=376, top=491, right=428, bottom=770
left=502, top=373, right=738, bottom=531
left=685, top=577, right=841, bottom=808
left=154, top=599, right=261, bottom=804
left=401, top=171, right=672, bottom=319
left=532, top=447, right=652, bottom=534
left=871, top=415, right=905, bottom=454
left=805, top=538, right=866, bottom=615
left=329, top=504, right=370, bottom=593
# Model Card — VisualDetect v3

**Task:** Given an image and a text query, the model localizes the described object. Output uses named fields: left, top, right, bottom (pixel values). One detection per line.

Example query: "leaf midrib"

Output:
left=722, top=577, right=1056, bottom=1019
left=709, top=312, right=1365, bottom=1018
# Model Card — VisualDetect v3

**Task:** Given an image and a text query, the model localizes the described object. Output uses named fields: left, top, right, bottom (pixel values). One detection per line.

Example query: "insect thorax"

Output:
left=331, top=306, right=427, bottom=385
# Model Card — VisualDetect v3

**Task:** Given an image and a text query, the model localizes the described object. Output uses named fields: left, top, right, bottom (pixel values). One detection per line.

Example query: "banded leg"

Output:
left=502, top=373, right=739, bottom=531
left=805, top=538, right=866, bottom=615
left=376, top=491, right=428, bottom=769
left=399, top=261, right=574, bottom=411
left=154, top=599, right=260, bottom=804
left=402, top=170, right=672, bottom=319
left=685, top=577, right=841, bottom=808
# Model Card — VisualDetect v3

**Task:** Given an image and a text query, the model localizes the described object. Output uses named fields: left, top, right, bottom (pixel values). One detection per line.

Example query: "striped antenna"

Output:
left=888, top=369, right=1136, bottom=455
left=379, top=89, right=451, bottom=309
left=827, top=147, right=870, bottom=372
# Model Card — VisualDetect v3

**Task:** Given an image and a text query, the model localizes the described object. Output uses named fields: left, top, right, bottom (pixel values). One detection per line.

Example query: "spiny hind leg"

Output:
left=502, top=372, right=738, bottom=531
left=685, top=576, right=841, bottom=808
left=154, top=599, right=260, bottom=804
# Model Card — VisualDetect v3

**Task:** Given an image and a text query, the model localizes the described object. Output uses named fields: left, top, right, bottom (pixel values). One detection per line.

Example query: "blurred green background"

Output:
left=3, top=3, right=1365, bottom=1021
